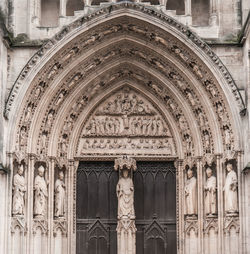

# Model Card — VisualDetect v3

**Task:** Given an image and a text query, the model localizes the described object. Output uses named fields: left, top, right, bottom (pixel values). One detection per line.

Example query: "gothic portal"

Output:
left=1, top=2, right=249, bottom=254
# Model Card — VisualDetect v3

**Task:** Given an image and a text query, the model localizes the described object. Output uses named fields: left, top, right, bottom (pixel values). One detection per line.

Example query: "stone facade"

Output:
left=0, top=1, right=249, bottom=254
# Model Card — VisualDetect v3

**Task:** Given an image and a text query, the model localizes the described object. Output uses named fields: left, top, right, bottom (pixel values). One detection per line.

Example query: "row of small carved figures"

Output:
left=85, top=116, right=167, bottom=136
left=80, top=138, right=173, bottom=152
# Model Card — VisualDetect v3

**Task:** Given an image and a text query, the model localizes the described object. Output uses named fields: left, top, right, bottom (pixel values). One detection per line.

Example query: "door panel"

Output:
left=76, top=161, right=176, bottom=254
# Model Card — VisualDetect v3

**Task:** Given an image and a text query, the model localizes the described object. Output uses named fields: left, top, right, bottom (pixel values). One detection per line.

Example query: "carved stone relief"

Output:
left=54, top=171, right=66, bottom=218
left=12, top=164, right=26, bottom=216
left=114, top=157, right=137, bottom=254
left=184, top=167, right=198, bottom=217
left=77, top=87, right=176, bottom=157
left=14, top=19, right=235, bottom=156
left=34, top=165, right=48, bottom=218
left=204, top=167, right=217, bottom=216
left=224, top=162, right=238, bottom=215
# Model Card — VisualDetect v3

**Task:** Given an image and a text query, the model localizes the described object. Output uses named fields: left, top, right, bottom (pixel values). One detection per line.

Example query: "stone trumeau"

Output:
left=0, top=1, right=249, bottom=254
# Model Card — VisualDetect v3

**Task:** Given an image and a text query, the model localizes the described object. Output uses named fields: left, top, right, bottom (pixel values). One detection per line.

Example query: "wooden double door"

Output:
left=76, top=161, right=177, bottom=254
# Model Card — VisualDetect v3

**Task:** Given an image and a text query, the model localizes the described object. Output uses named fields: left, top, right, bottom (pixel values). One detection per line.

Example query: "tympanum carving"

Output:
left=77, top=87, right=176, bottom=156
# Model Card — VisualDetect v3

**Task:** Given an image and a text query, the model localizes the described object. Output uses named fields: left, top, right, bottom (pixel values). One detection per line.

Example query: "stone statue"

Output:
left=34, top=165, right=48, bottom=218
left=204, top=167, right=217, bottom=215
left=116, top=169, right=135, bottom=219
left=224, top=163, right=238, bottom=214
left=184, top=169, right=197, bottom=216
left=54, top=171, right=66, bottom=218
left=12, top=165, right=26, bottom=216
left=115, top=157, right=136, bottom=254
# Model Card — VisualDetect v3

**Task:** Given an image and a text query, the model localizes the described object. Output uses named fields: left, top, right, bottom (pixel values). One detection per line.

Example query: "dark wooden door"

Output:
left=76, top=161, right=176, bottom=254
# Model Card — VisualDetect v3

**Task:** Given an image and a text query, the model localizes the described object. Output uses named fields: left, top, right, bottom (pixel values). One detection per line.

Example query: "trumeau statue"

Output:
left=54, top=171, right=66, bottom=218
left=224, top=163, right=238, bottom=214
left=184, top=168, right=197, bottom=216
left=204, top=167, right=217, bottom=215
left=115, top=156, right=136, bottom=254
left=12, top=164, right=26, bottom=216
left=116, top=169, right=135, bottom=219
left=34, top=165, right=48, bottom=218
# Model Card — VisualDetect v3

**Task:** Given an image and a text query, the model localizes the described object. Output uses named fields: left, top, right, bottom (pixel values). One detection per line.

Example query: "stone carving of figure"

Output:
left=12, top=165, right=26, bottom=216
left=184, top=169, right=197, bottom=216
left=34, top=165, right=48, bottom=217
left=54, top=171, right=66, bottom=218
left=24, top=104, right=32, bottom=122
left=117, top=169, right=135, bottom=219
left=204, top=167, right=217, bottom=215
left=224, top=163, right=238, bottom=214
left=115, top=157, right=136, bottom=254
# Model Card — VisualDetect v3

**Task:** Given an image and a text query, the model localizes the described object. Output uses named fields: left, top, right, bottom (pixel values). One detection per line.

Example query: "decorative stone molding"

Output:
left=114, top=156, right=137, bottom=172
left=224, top=216, right=240, bottom=235
left=32, top=219, right=48, bottom=235
left=4, top=2, right=245, bottom=120
left=185, top=218, right=198, bottom=236
left=53, top=219, right=67, bottom=237
left=11, top=217, right=27, bottom=234
left=204, top=218, right=218, bottom=235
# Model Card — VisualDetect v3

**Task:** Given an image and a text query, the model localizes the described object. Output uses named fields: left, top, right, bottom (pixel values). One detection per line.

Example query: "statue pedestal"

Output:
left=117, top=218, right=136, bottom=254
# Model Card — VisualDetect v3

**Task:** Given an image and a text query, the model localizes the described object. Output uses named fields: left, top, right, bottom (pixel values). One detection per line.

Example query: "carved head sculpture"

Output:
left=18, top=164, right=24, bottom=176
left=59, top=171, right=64, bottom=181
left=122, top=169, right=129, bottom=179
left=226, top=163, right=233, bottom=172
left=38, top=165, right=45, bottom=177
left=187, top=169, right=194, bottom=179
left=206, top=167, right=213, bottom=178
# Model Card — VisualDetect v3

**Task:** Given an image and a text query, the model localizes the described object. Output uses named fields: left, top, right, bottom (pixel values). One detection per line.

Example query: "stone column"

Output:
left=68, top=160, right=78, bottom=254
left=196, top=157, right=203, bottom=254
left=59, top=0, right=67, bottom=16
left=27, top=154, right=36, bottom=254
left=216, top=154, right=223, bottom=254
left=114, top=156, right=137, bottom=254
left=209, top=0, right=218, bottom=26
left=184, top=0, right=192, bottom=16
left=175, top=159, right=184, bottom=254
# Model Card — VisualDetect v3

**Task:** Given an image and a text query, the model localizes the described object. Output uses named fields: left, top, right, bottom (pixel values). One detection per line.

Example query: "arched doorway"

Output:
left=5, top=3, right=244, bottom=254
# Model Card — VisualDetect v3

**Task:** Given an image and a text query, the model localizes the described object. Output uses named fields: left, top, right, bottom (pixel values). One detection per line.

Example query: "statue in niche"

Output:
left=54, top=171, right=66, bottom=218
left=34, top=165, right=48, bottom=218
left=115, top=157, right=136, bottom=254
left=12, top=164, right=26, bottom=216
left=224, top=163, right=238, bottom=214
left=184, top=168, right=197, bottom=216
left=204, top=167, right=217, bottom=215
left=116, top=168, right=135, bottom=219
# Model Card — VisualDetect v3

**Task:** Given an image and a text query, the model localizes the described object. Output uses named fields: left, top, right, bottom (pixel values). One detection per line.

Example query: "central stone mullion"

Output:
left=114, top=156, right=137, bottom=254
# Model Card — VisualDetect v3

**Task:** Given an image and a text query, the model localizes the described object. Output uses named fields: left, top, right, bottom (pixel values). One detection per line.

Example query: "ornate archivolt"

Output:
left=10, top=18, right=240, bottom=159
left=5, top=3, right=245, bottom=254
